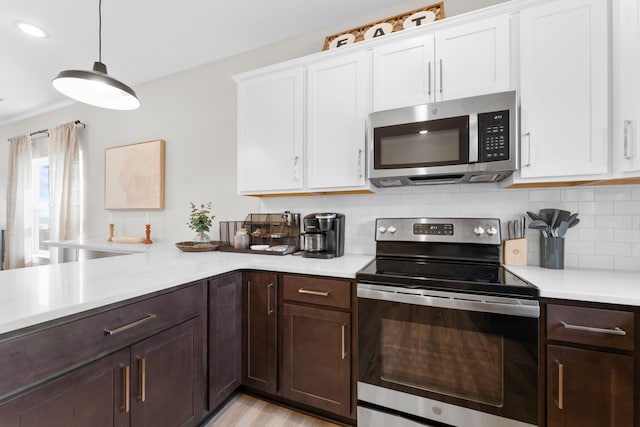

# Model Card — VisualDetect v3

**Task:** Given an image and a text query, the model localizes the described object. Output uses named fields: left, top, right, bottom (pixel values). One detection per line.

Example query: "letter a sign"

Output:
left=364, top=23, right=394, bottom=41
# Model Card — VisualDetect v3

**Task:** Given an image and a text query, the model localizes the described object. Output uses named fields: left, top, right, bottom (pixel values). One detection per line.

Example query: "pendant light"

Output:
left=52, top=0, right=140, bottom=110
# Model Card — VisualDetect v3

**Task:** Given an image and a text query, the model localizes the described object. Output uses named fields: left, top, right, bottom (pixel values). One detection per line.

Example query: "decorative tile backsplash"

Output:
left=260, top=184, right=640, bottom=271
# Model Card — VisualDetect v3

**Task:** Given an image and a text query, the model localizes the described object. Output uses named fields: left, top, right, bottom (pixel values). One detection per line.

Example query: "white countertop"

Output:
left=508, top=265, right=640, bottom=307
left=0, top=241, right=373, bottom=335
left=3, top=239, right=640, bottom=336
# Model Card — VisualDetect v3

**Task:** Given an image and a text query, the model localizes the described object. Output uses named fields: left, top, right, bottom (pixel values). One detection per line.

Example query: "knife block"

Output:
left=503, top=239, right=527, bottom=266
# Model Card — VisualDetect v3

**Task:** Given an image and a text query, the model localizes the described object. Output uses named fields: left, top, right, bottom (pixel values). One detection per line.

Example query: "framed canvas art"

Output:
left=105, top=139, right=165, bottom=210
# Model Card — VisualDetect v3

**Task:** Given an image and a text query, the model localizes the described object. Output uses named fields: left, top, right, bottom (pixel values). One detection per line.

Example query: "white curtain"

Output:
left=4, top=135, right=33, bottom=269
left=48, top=122, right=80, bottom=263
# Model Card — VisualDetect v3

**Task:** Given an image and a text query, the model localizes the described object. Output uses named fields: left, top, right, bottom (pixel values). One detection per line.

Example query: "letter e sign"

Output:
left=328, top=33, right=356, bottom=50
left=363, top=23, right=394, bottom=41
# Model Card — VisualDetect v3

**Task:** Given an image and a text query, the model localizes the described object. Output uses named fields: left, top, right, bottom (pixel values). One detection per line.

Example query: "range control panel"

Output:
left=376, top=218, right=501, bottom=245
left=478, top=110, right=509, bottom=162
left=413, top=223, right=454, bottom=236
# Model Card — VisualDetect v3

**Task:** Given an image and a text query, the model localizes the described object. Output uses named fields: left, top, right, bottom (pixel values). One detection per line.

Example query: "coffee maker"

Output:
left=302, top=213, right=345, bottom=259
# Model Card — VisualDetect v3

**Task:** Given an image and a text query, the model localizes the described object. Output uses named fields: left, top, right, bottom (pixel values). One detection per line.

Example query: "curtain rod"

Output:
left=28, top=120, right=86, bottom=138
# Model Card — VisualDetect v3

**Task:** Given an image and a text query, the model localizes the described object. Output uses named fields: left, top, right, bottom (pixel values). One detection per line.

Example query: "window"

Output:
left=32, top=156, right=50, bottom=261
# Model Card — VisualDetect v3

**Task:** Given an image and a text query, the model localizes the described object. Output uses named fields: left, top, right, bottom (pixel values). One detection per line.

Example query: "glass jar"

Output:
left=234, top=228, right=250, bottom=249
left=193, top=231, right=211, bottom=244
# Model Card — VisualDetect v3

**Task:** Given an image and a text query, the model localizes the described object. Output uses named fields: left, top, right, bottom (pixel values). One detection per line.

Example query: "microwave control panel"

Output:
left=478, top=110, right=509, bottom=162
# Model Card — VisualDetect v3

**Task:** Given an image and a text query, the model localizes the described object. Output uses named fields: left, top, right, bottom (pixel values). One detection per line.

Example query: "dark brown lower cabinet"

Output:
left=0, top=349, right=130, bottom=427
left=0, top=318, right=204, bottom=427
left=546, top=345, right=634, bottom=427
left=281, top=303, right=351, bottom=417
left=242, top=271, right=278, bottom=395
left=130, top=318, right=204, bottom=427
left=208, top=273, right=242, bottom=409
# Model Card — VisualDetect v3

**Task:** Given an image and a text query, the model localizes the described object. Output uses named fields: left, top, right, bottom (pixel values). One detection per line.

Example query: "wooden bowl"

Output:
left=175, top=241, right=219, bottom=252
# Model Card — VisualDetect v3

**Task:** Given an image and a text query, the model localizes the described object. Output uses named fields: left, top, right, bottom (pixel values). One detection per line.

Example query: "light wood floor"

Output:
left=204, top=393, right=342, bottom=427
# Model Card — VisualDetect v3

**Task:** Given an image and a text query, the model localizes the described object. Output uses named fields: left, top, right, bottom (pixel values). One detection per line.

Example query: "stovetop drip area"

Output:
left=357, top=256, right=539, bottom=299
left=357, top=217, right=539, bottom=300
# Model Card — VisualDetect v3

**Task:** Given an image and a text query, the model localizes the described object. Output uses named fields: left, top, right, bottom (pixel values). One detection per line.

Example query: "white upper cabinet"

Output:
left=518, top=0, right=608, bottom=180
left=372, top=34, right=435, bottom=111
left=372, top=15, right=511, bottom=111
left=434, top=15, right=511, bottom=102
left=306, top=51, right=369, bottom=190
left=236, top=68, right=304, bottom=194
left=612, top=0, right=640, bottom=177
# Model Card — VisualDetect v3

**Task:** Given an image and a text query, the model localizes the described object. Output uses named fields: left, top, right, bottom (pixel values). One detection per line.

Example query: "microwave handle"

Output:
left=468, top=113, right=478, bottom=163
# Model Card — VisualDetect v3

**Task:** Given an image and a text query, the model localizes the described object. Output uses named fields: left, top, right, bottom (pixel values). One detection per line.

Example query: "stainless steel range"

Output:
left=357, top=218, right=539, bottom=427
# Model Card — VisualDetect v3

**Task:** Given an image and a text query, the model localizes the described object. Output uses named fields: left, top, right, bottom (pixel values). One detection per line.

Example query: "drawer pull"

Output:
left=560, top=321, right=627, bottom=336
left=121, top=365, right=130, bottom=413
left=298, top=288, right=330, bottom=297
left=105, top=314, right=157, bottom=335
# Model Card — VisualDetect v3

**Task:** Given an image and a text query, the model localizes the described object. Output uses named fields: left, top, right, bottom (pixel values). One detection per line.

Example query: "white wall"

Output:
left=261, top=184, right=640, bottom=271
left=0, top=0, right=506, bottom=245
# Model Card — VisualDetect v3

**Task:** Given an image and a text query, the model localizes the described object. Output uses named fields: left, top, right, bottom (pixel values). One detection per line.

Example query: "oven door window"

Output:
left=381, top=318, right=503, bottom=406
left=358, top=298, right=538, bottom=425
left=374, top=115, right=469, bottom=169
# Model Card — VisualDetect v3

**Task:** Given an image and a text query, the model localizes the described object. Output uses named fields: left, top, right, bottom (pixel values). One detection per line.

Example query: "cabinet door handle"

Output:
left=522, top=132, right=532, bottom=167
left=293, top=156, right=300, bottom=182
left=560, top=321, right=627, bottom=336
left=120, top=365, right=130, bottom=413
left=298, top=288, right=330, bottom=297
left=624, top=120, right=633, bottom=159
left=428, top=61, right=432, bottom=96
left=357, top=149, right=363, bottom=178
left=341, top=324, right=346, bottom=360
left=267, top=283, right=275, bottom=315
left=104, top=314, right=156, bottom=335
left=439, top=59, right=443, bottom=94
left=137, top=357, right=146, bottom=402
left=555, top=360, right=564, bottom=410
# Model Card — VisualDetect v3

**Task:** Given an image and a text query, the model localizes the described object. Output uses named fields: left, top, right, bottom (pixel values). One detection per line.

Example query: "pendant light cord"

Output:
left=98, top=0, right=102, bottom=62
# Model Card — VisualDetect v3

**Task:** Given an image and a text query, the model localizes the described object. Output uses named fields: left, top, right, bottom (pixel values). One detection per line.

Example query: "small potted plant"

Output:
left=188, top=202, right=215, bottom=243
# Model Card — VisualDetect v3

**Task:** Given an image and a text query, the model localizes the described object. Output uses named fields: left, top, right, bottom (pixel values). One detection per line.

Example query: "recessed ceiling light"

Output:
left=17, top=22, right=47, bottom=38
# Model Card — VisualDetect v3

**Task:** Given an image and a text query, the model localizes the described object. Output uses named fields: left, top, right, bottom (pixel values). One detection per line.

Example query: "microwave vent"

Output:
left=468, top=173, right=500, bottom=183
left=376, top=178, right=404, bottom=187
left=408, top=174, right=464, bottom=185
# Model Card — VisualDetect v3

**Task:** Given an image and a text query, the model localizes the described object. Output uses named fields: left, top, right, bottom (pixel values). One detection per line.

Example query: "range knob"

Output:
left=388, top=226, right=397, bottom=234
left=473, top=226, right=485, bottom=236
left=378, top=226, right=387, bottom=234
left=486, top=226, right=498, bottom=236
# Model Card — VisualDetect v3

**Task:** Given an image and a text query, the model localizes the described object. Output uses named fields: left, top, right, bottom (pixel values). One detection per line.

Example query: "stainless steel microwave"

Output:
left=368, top=91, right=518, bottom=187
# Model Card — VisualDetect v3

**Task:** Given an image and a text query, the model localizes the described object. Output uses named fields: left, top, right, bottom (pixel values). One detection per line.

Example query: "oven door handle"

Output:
left=357, top=283, right=539, bottom=318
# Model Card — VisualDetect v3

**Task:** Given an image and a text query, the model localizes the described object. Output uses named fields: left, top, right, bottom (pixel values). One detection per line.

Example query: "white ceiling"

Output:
left=0, top=0, right=411, bottom=125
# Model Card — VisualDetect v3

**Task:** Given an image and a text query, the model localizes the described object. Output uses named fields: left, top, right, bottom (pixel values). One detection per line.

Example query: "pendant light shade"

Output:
left=52, top=0, right=140, bottom=110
